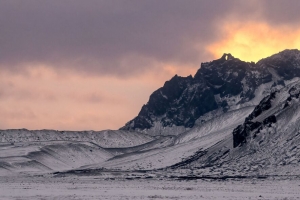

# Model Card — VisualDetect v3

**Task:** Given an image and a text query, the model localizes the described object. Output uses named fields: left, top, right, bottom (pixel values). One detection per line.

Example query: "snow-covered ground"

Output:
left=0, top=174, right=300, bottom=200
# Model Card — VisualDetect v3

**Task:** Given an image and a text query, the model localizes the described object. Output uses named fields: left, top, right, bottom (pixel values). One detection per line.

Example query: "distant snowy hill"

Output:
left=0, top=129, right=152, bottom=148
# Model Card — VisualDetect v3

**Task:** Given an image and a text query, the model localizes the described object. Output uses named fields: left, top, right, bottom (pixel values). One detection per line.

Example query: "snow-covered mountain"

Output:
left=121, top=49, right=300, bottom=136
left=2, top=49, right=300, bottom=177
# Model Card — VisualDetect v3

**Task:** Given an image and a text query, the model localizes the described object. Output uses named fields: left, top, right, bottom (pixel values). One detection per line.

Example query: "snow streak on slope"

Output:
left=103, top=136, right=176, bottom=156
left=175, top=106, right=254, bottom=144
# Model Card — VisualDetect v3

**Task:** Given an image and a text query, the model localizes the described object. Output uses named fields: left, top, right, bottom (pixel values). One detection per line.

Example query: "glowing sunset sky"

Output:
left=1, top=0, right=300, bottom=130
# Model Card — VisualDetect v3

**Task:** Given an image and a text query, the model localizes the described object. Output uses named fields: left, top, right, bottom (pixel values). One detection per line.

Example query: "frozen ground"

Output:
left=0, top=174, right=300, bottom=200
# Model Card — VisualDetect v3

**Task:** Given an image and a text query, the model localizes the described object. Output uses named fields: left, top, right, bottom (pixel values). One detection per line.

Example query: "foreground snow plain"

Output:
left=1, top=174, right=300, bottom=200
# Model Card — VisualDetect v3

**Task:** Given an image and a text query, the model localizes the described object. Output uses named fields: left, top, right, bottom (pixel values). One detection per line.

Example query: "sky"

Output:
left=1, top=0, right=300, bottom=131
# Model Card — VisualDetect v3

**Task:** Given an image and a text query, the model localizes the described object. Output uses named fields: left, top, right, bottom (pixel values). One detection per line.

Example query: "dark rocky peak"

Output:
left=121, top=72, right=217, bottom=130
left=160, top=74, right=193, bottom=100
left=146, top=75, right=193, bottom=117
left=195, top=53, right=270, bottom=99
left=259, top=49, right=300, bottom=63
left=257, top=49, right=300, bottom=80
left=196, top=53, right=256, bottom=76
left=195, top=53, right=246, bottom=77
left=194, top=53, right=247, bottom=82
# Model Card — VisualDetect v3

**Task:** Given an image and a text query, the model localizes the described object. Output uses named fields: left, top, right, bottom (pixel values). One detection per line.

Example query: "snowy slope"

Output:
left=170, top=80, right=300, bottom=176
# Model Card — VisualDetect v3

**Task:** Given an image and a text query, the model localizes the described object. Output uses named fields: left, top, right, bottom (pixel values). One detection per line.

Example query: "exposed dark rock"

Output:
left=233, top=121, right=262, bottom=147
left=283, top=86, right=300, bottom=108
left=263, top=115, right=277, bottom=126
left=245, top=91, right=277, bottom=122
left=257, top=49, right=300, bottom=80
left=232, top=125, right=246, bottom=148
left=233, top=91, right=278, bottom=148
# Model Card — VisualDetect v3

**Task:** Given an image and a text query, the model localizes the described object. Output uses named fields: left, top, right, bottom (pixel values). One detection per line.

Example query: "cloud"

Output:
left=1, top=1, right=300, bottom=77
left=206, top=22, right=300, bottom=62
left=0, top=1, right=257, bottom=77
left=259, top=0, right=300, bottom=26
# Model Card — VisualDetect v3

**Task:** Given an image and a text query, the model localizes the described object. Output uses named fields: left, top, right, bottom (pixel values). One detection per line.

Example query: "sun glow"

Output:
left=207, top=22, right=300, bottom=62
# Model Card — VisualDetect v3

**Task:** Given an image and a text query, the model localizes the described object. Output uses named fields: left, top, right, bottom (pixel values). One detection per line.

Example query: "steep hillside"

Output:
left=170, top=80, right=300, bottom=176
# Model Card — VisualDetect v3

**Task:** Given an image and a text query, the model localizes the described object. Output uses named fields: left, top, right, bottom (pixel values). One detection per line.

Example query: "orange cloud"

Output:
left=207, top=22, right=300, bottom=62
